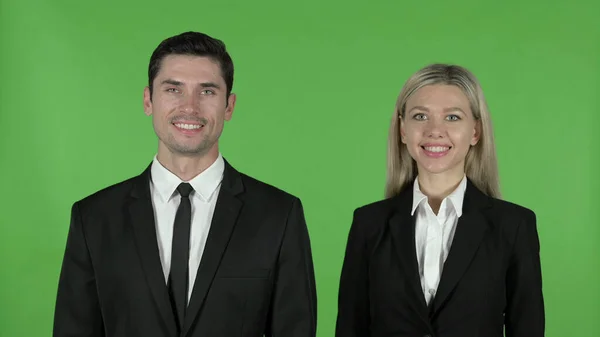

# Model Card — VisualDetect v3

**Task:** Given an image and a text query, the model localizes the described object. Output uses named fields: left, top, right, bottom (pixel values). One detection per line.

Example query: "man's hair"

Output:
left=147, top=31, right=234, bottom=99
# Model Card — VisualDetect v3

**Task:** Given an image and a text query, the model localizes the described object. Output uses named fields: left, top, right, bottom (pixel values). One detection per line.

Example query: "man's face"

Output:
left=143, top=54, right=236, bottom=157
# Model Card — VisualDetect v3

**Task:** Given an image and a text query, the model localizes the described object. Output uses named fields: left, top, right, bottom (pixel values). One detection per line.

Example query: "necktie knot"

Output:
left=177, top=183, right=194, bottom=198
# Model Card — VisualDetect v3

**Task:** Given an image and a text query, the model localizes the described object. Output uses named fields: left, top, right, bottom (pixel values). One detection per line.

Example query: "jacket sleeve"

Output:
left=335, top=208, right=370, bottom=337
left=265, top=198, right=317, bottom=337
left=53, top=202, right=105, bottom=337
left=504, top=209, right=545, bottom=337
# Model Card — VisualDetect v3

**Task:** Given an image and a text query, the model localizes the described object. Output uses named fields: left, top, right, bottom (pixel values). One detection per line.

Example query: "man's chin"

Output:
left=170, top=142, right=214, bottom=156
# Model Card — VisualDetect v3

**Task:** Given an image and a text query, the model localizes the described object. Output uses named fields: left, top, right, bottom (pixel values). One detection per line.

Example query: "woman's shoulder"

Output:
left=354, top=197, right=397, bottom=215
left=487, top=196, right=536, bottom=221
left=483, top=196, right=538, bottom=238
left=350, top=191, right=413, bottom=233
left=353, top=193, right=408, bottom=218
left=466, top=179, right=537, bottom=225
left=344, top=198, right=399, bottom=241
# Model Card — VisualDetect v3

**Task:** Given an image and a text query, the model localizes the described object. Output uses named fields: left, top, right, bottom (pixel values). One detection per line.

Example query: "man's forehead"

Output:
left=156, top=55, right=224, bottom=83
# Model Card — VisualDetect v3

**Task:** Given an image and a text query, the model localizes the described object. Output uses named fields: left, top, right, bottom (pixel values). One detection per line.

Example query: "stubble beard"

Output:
left=156, top=122, right=215, bottom=157
left=162, top=116, right=215, bottom=156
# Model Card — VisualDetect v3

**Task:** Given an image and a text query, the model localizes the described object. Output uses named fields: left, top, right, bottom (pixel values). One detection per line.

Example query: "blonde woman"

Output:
left=335, top=64, right=544, bottom=337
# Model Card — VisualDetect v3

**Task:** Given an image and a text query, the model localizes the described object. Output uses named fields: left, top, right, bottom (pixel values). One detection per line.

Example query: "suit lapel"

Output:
left=388, top=186, right=430, bottom=323
left=429, top=179, right=491, bottom=316
left=183, top=159, right=244, bottom=336
left=128, top=166, right=177, bottom=335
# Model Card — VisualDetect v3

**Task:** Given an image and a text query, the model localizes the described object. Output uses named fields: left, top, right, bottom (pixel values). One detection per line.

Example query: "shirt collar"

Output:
left=411, top=174, right=467, bottom=217
left=150, top=153, right=225, bottom=203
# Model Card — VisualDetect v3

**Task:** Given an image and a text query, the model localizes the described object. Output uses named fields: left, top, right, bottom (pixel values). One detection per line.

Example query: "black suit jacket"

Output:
left=335, top=179, right=544, bottom=337
left=53, top=159, right=317, bottom=337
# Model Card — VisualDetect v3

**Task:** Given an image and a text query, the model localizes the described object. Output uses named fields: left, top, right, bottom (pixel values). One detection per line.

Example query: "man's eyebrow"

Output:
left=160, top=79, right=183, bottom=86
left=160, top=80, right=222, bottom=90
left=199, top=82, right=221, bottom=89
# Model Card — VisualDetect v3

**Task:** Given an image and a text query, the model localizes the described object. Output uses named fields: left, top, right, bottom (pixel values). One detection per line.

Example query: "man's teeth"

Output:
left=174, top=123, right=202, bottom=130
left=424, top=146, right=449, bottom=152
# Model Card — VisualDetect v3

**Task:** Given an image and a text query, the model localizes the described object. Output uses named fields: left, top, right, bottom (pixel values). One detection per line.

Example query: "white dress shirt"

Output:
left=412, top=175, right=467, bottom=305
left=149, top=153, right=224, bottom=302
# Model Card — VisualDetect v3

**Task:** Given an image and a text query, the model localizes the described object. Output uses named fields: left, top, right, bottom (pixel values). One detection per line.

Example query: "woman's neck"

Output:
left=417, top=171, right=465, bottom=215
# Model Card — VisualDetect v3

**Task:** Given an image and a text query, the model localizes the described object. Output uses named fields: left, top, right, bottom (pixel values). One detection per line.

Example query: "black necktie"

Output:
left=168, top=182, right=194, bottom=330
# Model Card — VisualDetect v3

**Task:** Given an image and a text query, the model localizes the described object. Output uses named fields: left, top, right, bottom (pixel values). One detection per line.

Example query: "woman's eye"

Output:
left=447, top=115, right=461, bottom=121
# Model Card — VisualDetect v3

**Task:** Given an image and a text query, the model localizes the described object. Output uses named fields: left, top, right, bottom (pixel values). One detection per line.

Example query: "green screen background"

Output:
left=1, top=0, right=598, bottom=336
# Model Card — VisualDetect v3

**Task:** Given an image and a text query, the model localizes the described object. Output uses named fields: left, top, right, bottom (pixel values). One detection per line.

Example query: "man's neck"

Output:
left=156, top=148, right=219, bottom=182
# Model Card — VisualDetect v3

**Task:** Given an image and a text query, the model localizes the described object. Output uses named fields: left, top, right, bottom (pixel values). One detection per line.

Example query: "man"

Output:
left=53, top=31, right=317, bottom=337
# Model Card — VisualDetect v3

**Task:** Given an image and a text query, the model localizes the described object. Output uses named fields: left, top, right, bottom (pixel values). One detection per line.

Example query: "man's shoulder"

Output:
left=238, top=171, right=298, bottom=203
left=74, top=173, right=142, bottom=211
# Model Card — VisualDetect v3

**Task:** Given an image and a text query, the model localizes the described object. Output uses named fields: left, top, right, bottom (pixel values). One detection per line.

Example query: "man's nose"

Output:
left=180, top=94, right=200, bottom=114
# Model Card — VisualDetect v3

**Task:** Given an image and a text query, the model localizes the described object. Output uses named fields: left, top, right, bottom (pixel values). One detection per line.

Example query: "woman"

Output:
left=335, top=64, right=544, bottom=337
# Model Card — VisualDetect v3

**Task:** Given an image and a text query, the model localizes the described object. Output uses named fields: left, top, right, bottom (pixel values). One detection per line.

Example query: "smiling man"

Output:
left=53, top=31, right=317, bottom=337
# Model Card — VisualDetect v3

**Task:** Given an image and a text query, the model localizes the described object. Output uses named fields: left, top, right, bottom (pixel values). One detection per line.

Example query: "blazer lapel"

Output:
left=128, top=165, right=177, bottom=335
left=183, top=159, right=244, bottom=336
left=429, top=179, right=491, bottom=316
left=388, top=186, right=430, bottom=324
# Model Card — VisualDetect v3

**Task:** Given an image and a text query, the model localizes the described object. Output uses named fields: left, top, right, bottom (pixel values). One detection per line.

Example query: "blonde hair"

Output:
left=385, top=63, right=501, bottom=199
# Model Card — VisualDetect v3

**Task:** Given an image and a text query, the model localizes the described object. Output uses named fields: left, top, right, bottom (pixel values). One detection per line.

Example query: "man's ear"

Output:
left=143, top=86, right=153, bottom=116
left=224, top=93, right=237, bottom=121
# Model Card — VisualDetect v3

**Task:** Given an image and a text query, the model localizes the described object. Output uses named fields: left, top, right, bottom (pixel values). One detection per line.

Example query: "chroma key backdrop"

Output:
left=0, top=0, right=598, bottom=336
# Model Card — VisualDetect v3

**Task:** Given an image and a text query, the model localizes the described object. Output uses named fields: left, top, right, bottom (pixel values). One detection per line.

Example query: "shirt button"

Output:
left=429, top=289, right=435, bottom=295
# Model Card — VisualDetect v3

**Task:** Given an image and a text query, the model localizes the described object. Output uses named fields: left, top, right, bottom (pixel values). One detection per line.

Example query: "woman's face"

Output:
left=400, top=84, right=480, bottom=179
